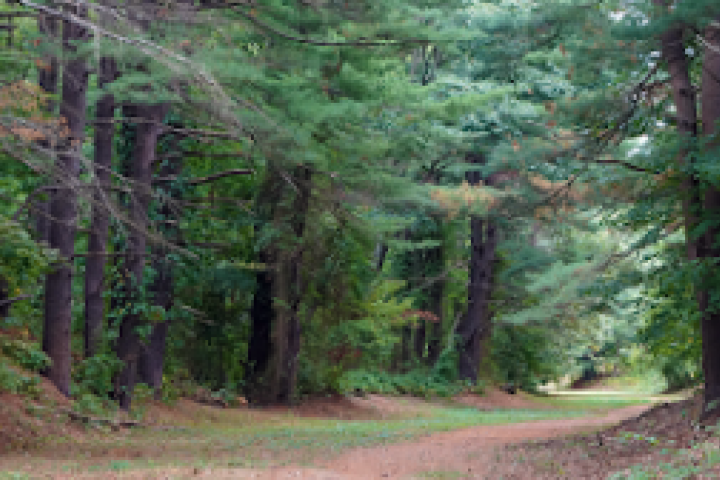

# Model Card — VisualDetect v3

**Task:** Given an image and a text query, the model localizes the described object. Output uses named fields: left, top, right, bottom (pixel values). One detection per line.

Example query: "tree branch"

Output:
left=233, top=7, right=429, bottom=47
left=0, top=294, right=32, bottom=307
left=154, top=169, right=254, bottom=186
left=594, top=159, right=659, bottom=174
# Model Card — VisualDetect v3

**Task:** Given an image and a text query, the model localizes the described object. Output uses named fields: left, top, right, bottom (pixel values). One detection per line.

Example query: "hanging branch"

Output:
left=232, top=7, right=430, bottom=47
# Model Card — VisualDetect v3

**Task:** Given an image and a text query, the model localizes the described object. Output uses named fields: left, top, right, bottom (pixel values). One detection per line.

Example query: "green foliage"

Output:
left=339, top=348, right=468, bottom=398
left=492, top=326, right=558, bottom=392
left=72, top=354, right=124, bottom=398
left=298, top=277, right=414, bottom=394
left=0, top=337, right=49, bottom=372
left=339, top=368, right=468, bottom=398
left=0, top=359, right=42, bottom=396
left=0, top=216, right=55, bottom=325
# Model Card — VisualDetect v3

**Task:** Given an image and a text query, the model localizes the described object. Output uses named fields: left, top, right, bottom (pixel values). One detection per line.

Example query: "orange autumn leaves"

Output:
left=0, top=81, right=68, bottom=143
left=430, top=180, right=497, bottom=220
left=430, top=172, right=586, bottom=221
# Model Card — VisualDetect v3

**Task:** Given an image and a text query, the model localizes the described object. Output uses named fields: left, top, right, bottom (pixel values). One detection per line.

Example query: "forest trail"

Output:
left=127, top=402, right=650, bottom=479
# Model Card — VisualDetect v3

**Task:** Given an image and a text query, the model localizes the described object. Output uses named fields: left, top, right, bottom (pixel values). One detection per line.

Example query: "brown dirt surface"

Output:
left=493, top=390, right=720, bottom=479
left=0, top=373, right=79, bottom=454
left=452, top=388, right=547, bottom=411
left=5, top=385, right=718, bottom=479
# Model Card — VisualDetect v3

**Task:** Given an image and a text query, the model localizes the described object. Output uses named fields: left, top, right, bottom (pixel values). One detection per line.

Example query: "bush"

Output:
left=338, top=347, right=469, bottom=398
left=72, top=353, right=123, bottom=397
left=0, top=337, right=49, bottom=372
left=492, top=326, right=558, bottom=392
left=0, top=358, right=42, bottom=396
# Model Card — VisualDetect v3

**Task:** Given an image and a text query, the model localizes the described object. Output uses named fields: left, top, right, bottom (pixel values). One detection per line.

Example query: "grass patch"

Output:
left=531, top=394, right=654, bottom=411
left=417, top=471, right=468, bottom=478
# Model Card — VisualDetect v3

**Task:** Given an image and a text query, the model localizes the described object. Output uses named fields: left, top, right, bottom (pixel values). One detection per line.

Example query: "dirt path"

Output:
left=321, top=404, right=649, bottom=478
left=146, top=403, right=649, bottom=479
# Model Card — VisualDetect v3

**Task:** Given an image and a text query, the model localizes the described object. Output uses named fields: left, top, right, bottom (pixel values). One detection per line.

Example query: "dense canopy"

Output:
left=0, top=0, right=719, bottom=424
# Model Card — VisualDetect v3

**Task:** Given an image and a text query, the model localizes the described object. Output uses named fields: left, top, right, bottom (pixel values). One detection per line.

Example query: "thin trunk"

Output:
left=35, top=11, right=57, bottom=246
left=699, top=18, right=720, bottom=420
left=35, top=12, right=57, bottom=355
left=374, top=243, right=389, bottom=271
left=43, top=8, right=88, bottom=396
left=427, top=244, right=444, bottom=366
left=114, top=104, right=167, bottom=410
left=0, top=276, right=9, bottom=319
left=413, top=320, right=426, bottom=361
left=400, top=325, right=412, bottom=371
left=138, top=133, right=182, bottom=398
left=84, top=57, right=117, bottom=359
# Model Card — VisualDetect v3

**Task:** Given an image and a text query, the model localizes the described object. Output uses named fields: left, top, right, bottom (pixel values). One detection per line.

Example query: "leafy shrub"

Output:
left=73, top=393, right=112, bottom=417
left=492, top=326, right=558, bottom=392
left=0, top=337, right=49, bottom=372
left=0, top=359, right=42, bottom=396
left=339, top=347, right=469, bottom=398
left=339, top=368, right=469, bottom=398
left=72, top=353, right=123, bottom=397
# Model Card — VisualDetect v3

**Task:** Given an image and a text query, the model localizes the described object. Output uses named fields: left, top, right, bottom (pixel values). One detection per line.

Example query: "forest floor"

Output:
left=1, top=384, right=718, bottom=479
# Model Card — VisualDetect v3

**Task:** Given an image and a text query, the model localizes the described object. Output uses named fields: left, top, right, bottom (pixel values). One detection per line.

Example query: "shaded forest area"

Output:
left=1, top=0, right=720, bottom=425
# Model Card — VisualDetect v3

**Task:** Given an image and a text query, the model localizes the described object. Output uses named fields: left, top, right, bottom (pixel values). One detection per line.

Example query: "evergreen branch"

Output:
left=234, top=7, right=429, bottom=47
left=20, top=0, right=274, bottom=136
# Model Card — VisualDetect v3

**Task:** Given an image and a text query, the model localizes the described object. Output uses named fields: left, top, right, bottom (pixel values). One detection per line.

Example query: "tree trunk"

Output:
left=413, top=320, right=426, bottom=361
left=657, top=19, right=700, bottom=261
left=0, top=276, right=9, bottom=319
left=699, top=18, right=720, bottom=419
left=35, top=11, right=58, bottom=353
left=245, top=166, right=311, bottom=405
left=456, top=153, right=497, bottom=384
left=427, top=244, right=444, bottom=366
left=400, top=324, right=412, bottom=371
left=42, top=9, right=88, bottom=397
left=35, top=11, right=58, bottom=246
left=246, top=248, right=275, bottom=402
left=114, top=104, right=168, bottom=410
left=138, top=135, right=182, bottom=398
left=84, top=57, right=117, bottom=359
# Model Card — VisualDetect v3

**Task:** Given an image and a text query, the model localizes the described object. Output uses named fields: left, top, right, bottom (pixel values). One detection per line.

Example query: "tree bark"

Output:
left=658, top=19, right=700, bottom=261
left=699, top=18, right=720, bottom=419
left=245, top=165, right=311, bottom=405
left=35, top=10, right=58, bottom=246
left=84, top=57, right=117, bottom=359
left=138, top=131, right=182, bottom=398
left=114, top=104, right=168, bottom=410
left=43, top=8, right=88, bottom=396
left=456, top=153, right=498, bottom=384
